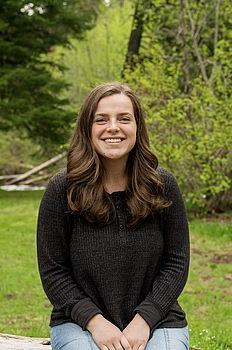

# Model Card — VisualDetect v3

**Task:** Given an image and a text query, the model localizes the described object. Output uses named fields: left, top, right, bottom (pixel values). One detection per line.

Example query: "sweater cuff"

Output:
left=133, top=299, right=162, bottom=330
left=71, top=298, right=103, bottom=330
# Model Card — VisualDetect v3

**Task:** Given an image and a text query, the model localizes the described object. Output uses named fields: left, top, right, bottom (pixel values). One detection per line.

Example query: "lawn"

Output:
left=0, top=190, right=231, bottom=349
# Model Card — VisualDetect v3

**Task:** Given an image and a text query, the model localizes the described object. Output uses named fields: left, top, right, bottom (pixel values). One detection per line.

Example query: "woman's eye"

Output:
left=120, top=117, right=130, bottom=122
left=95, top=118, right=106, bottom=123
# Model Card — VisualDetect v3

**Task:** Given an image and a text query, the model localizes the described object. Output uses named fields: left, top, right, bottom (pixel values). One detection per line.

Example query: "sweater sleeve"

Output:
left=36, top=171, right=103, bottom=329
left=133, top=169, right=190, bottom=330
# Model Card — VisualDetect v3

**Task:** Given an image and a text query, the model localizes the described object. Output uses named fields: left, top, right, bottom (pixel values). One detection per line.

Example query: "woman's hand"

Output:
left=87, top=314, right=132, bottom=350
left=122, top=313, right=150, bottom=350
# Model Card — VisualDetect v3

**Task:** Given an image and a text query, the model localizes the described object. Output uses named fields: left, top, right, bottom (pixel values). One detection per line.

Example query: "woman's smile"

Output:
left=102, top=138, right=125, bottom=144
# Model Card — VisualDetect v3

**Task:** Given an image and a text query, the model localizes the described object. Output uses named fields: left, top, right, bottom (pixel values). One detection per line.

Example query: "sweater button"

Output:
left=119, top=224, right=124, bottom=230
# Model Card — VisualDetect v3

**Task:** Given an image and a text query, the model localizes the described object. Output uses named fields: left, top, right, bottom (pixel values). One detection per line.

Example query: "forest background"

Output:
left=1, top=0, right=231, bottom=214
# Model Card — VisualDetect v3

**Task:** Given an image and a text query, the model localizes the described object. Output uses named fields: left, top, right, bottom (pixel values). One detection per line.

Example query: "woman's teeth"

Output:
left=104, top=138, right=122, bottom=143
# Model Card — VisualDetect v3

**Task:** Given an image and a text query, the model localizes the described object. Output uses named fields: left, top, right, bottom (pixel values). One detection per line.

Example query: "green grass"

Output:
left=0, top=190, right=231, bottom=349
left=181, top=219, right=232, bottom=350
left=0, top=190, right=49, bottom=336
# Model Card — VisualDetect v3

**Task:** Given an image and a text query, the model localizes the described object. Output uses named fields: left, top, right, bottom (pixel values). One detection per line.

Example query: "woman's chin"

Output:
left=102, top=152, right=127, bottom=161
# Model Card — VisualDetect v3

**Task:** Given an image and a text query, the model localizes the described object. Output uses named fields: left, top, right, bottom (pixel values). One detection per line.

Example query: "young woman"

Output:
left=37, top=82, right=190, bottom=350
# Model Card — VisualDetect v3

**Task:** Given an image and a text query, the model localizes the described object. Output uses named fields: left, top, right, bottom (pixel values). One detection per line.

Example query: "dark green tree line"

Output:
left=0, top=0, right=100, bottom=147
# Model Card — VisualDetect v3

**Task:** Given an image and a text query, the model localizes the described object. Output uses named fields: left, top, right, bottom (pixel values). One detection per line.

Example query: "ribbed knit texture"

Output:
left=37, top=167, right=190, bottom=334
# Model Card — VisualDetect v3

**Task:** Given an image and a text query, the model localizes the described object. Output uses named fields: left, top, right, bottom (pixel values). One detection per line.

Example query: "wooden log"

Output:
left=7, top=152, right=66, bottom=185
left=22, top=174, right=52, bottom=185
left=0, top=175, right=23, bottom=180
left=0, top=333, right=51, bottom=350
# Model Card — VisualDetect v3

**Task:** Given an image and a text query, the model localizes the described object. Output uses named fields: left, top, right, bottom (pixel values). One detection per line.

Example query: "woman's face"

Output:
left=91, top=93, right=137, bottom=162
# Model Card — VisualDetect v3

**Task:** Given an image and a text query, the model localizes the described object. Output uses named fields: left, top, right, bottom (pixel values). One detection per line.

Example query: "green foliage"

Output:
left=124, top=0, right=232, bottom=212
left=0, top=0, right=100, bottom=146
left=51, top=0, right=133, bottom=108
left=1, top=0, right=231, bottom=213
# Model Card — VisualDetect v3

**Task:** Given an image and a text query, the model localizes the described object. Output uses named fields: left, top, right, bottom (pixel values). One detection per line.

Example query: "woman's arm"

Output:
left=132, top=169, right=190, bottom=330
left=36, top=171, right=102, bottom=329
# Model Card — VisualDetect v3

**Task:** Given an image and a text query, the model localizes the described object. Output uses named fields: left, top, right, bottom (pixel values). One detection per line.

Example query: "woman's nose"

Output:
left=106, top=121, right=120, bottom=132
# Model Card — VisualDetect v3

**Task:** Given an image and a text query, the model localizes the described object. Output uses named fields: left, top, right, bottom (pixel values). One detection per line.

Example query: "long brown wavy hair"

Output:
left=67, top=82, right=170, bottom=227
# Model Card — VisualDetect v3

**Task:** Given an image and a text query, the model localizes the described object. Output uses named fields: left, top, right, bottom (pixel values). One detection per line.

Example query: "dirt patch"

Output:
left=224, top=273, right=232, bottom=281
left=5, top=292, right=18, bottom=300
left=210, top=253, right=232, bottom=264
left=191, top=247, right=204, bottom=255
left=201, top=274, right=212, bottom=282
left=191, top=246, right=211, bottom=259
left=204, top=212, right=232, bottom=223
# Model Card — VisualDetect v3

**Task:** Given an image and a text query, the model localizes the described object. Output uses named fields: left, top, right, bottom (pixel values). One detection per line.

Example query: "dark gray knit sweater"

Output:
left=37, top=167, right=189, bottom=335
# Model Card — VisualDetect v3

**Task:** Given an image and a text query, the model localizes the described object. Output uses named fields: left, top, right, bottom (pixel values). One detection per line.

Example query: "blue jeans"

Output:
left=50, top=322, right=189, bottom=350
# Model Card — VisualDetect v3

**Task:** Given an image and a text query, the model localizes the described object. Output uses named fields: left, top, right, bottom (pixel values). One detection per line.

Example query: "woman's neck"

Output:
left=101, top=158, right=128, bottom=193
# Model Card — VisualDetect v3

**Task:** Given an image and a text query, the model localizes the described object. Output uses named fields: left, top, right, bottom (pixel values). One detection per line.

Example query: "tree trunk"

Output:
left=122, top=0, right=150, bottom=73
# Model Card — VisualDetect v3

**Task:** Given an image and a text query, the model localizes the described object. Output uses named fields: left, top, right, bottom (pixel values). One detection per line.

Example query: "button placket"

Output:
left=115, top=199, right=126, bottom=234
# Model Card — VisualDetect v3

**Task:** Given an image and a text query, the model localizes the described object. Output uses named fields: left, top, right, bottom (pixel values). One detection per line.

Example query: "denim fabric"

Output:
left=50, top=322, right=189, bottom=350
left=146, top=327, right=189, bottom=350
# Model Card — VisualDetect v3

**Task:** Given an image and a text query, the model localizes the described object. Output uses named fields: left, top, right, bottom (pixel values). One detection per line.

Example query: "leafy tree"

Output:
left=124, top=0, right=232, bottom=212
left=0, top=0, right=100, bottom=147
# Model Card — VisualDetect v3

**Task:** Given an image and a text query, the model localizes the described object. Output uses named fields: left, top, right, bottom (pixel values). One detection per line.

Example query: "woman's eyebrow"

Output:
left=118, top=112, right=134, bottom=116
left=94, top=113, right=109, bottom=117
left=95, top=112, right=134, bottom=117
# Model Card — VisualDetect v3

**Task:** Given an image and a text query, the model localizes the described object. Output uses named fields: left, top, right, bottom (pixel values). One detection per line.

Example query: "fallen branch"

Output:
left=8, top=152, right=66, bottom=185
left=22, top=174, right=53, bottom=185
left=0, top=175, right=23, bottom=180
